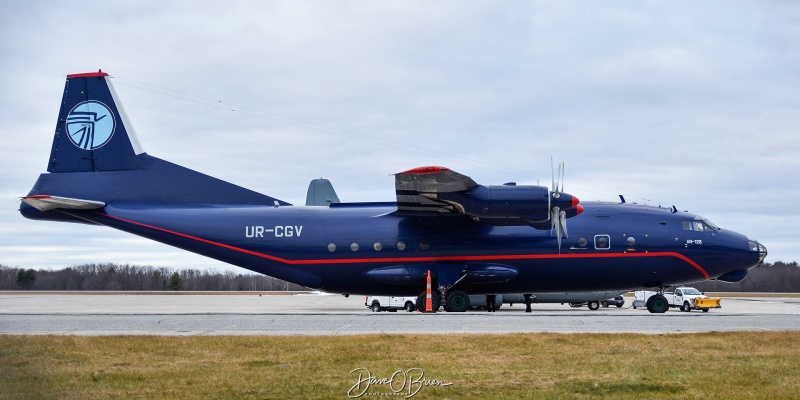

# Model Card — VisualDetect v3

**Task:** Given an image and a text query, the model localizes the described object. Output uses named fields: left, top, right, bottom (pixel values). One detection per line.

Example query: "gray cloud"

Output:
left=1, top=1, right=798, bottom=270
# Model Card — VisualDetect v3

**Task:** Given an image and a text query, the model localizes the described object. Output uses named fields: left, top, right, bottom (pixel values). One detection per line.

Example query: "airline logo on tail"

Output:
left=66, top=100, right=116, bottom=150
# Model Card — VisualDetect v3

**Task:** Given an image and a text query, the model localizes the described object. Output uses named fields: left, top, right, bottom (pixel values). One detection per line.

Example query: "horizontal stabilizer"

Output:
left=21, top=195, right=105, bottom=212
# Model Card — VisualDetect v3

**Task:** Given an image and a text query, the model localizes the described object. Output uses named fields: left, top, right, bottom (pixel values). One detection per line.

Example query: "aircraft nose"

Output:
left=749, top=239, right=768, bottom=265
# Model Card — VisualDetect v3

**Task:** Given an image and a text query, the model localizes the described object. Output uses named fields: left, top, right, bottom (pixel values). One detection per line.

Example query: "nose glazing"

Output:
left=749, top=240, right=768, bottom=264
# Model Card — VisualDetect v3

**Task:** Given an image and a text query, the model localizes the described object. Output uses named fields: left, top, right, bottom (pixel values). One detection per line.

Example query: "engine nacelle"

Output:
left=439, top=185, right=551, bottom=222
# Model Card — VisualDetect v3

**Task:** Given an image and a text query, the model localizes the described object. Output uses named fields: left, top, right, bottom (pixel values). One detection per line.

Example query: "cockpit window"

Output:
left=682, top=217, right=719, bottom=232
left=702, top=218, right=719, bottom=231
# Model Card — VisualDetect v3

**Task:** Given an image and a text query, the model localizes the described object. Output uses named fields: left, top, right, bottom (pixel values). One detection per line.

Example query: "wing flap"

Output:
left=21, top=195, right=106, bottom=212
left=394, top=166, right=477, bottom=214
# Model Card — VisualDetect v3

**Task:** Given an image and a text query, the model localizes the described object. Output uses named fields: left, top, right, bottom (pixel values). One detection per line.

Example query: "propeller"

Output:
left=550, top=158, right=575, bottom=253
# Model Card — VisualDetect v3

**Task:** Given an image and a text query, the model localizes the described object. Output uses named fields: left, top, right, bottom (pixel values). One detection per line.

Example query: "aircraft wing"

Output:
left=394, top=166, right=478, bottom=214
left=21, top=195, right=106, bottom=212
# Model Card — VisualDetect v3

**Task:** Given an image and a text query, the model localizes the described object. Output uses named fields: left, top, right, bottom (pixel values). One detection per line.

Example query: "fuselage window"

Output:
left=594, top=235, right=610, bottom=250
left=373, top=242, right=383, bottom=251
left=396, top=241, right=406, bottom=251
left=578, top=237, right=588, bottom=247
left=350, top=243, right=360, bottom=252
left=419, top=241, right=430, bottom=250
left=327, top=243, right=336, bottom=252
left=627, top=237, right=635, bottom=247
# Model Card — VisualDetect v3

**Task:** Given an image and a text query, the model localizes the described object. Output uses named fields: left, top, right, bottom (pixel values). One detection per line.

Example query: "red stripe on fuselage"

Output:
left=95, top=212, right=710, bottom=280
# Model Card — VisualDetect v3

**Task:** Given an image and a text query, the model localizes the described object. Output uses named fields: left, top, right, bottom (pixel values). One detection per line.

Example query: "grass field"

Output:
left=2, top=332, right=799, bottom=399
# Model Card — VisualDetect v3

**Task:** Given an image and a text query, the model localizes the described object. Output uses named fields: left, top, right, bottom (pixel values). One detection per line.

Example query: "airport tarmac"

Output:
left=1, top=292, right=799, bottom=335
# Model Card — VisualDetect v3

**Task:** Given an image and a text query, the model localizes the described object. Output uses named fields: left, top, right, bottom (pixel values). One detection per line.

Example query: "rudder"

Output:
left=49, top=70, right=143, bottom=172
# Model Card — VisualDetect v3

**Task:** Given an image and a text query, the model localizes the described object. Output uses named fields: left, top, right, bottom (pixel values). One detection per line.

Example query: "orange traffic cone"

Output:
left=425, top=270, right=433, bottom=312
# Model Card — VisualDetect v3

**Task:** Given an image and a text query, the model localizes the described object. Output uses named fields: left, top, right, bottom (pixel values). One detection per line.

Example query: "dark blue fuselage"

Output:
left=23, top=199, right=759, bottom=296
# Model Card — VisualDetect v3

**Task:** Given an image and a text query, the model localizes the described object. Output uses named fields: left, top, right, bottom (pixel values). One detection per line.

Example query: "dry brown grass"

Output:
left=1, top=332, right=799, bottom=399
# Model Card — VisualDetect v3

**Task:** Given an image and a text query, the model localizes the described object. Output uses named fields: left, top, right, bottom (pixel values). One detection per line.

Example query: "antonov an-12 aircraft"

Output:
left=20, top=71, right=767, bottom=313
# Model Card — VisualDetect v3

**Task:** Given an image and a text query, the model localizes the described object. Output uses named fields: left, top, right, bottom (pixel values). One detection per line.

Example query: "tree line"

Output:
left=0, top=263, right=307, bottom=291
left=692, top=261, right=800, bottom=292
left=1, top=261, right=798, bottom=292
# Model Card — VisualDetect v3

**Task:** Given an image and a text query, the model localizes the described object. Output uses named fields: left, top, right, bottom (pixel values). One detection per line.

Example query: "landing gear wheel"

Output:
left=404, top=302, right=415, bottom=312
left=588, top=301, right=600, bottom=311
left=682, top=302, right=691, bottom=312
left=371, top=303, right=381, bottom=312
left=444, top=290, right=470, bottom=313
left=646, top=294, right=669, bottom=313
left=416, top=290, right=441, bottom=312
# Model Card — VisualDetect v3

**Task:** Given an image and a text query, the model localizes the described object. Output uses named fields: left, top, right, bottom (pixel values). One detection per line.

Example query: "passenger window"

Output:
left=594, top=235, right=610, bottom=250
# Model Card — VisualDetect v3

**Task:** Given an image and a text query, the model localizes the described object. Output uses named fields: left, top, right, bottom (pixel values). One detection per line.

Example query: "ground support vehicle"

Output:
left=468, top=295, right=504, bottom=310
left=601, top=295, right=625, bottom=308
left=664, top=287, right=721, bottom=312
left=504, top=292, right=626, bottom=310
left=365, top=296, right=417, bottom=312
left=633, top=288, right=721, bottom=313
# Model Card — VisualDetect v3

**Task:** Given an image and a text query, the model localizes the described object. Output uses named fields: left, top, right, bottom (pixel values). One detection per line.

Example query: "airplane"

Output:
left=20, top=71, right=768, bottom=314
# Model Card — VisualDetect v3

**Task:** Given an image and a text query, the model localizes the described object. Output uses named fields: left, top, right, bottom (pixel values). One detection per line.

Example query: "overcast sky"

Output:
left=1, top=1, right=798, bottom=271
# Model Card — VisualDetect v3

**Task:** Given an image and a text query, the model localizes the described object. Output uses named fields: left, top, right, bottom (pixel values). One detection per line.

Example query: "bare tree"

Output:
left=0, top=263, right=308, bottom=291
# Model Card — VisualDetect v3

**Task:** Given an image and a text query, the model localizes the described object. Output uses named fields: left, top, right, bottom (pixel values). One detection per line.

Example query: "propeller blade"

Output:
left=550, top=206, right=560, bottom=235
left=547, top=159, right=574, bottom=254
left=551, top=206, right=563, bottom=253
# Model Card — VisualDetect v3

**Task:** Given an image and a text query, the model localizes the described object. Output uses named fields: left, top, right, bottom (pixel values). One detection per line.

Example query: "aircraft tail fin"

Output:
left=305, top=178, right=341, bottom=206
left=22, top=71, right=289, bottom=214
left=49, top=70, right=144, bottom=173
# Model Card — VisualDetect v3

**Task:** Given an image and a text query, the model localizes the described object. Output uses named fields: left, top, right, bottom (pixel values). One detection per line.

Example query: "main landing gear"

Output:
left=415, top=289, right=471, bottom=312
left=416, top=290, right=441, bottom=312
left=646, top=290, right=669, bottom=314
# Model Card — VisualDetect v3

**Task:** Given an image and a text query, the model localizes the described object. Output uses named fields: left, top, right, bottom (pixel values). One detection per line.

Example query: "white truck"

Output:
left=633, top=287, right=721, bottom=313
left=365, top=296, right=417, bottom=312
